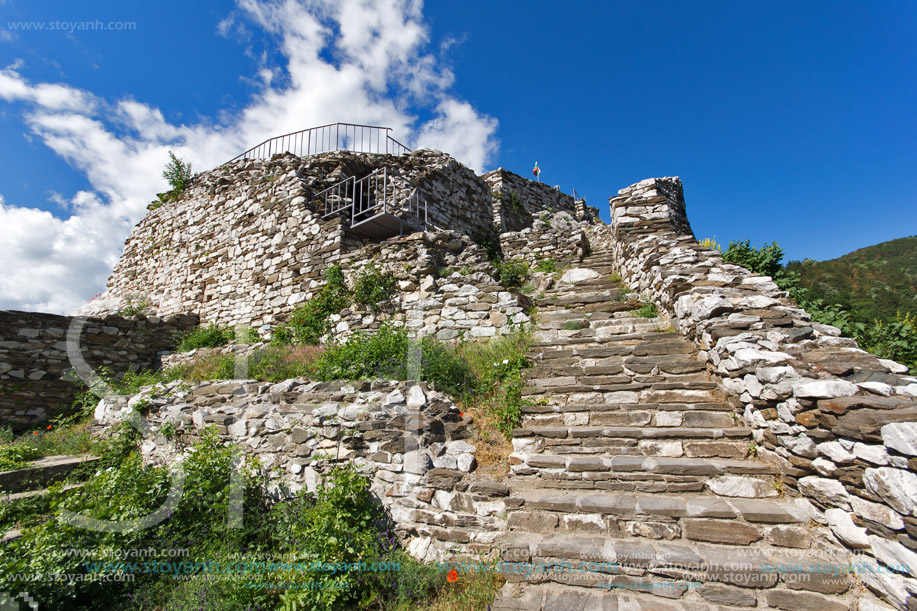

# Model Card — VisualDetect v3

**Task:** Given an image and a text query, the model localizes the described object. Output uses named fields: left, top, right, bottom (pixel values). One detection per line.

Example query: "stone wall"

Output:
left=483, top=168, right=579, bottom=232
left=79, top=150, right=539, bottom=329
left=605, top=176, right=917, bottom=609
left=330, top=230, right=532, bottom=342
left=95, top=379, right=507, bottom=561
left=0, top=310, right=197, bottom=427
left=500, top=211, right=589, bottom=266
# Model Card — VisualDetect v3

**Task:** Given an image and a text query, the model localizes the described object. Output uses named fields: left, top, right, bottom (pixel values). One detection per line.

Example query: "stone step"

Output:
left=521, top=386, right=719, bottom=404
left=522, top=375, right=716, bottom=391
left=523, top=370, right=709, bottom=385
left=538, top=310, right=627, bottom=323
left=523, top=410, right=739, bottom=430
left=492, top=582, right=855, bottom=611
left=521, top=402, right=735, bottom=414
left=552, top=275, right=623, bottom=287
left=528, top=333, right=691, bottom=360
left=504, top=487, right=809, bottom=528
left=532, top=322, right=666, bottom=343
left=539, top=315, right=663, bottom=331
left=0, top=455, right=99, bottom=494
left=1, top=483, right=84, bottom=544
left=511, top=454, right=775, bottom=478
left=492, top=530, right=854, bottom=608
left=536, top=292, right=632, bottom=307
left=513, top=427, right=751, bottom=448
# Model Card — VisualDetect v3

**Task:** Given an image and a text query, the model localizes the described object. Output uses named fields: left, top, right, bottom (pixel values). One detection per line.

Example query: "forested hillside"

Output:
left=785, top=236, right=917, bottom=324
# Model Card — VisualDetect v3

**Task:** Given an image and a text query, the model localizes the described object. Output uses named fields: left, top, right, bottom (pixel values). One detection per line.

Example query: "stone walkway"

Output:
left=492, top=252, right=862, bottom=610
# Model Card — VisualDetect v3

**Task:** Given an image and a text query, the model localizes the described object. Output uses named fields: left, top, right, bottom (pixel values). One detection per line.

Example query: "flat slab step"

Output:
left=513, top=454, right=775, bottom=476
left=491, top=570, right=854, bottom=610
left=0, top=455, right=99, bottom=494
left=521, top=402, right=734, bottom=414
left=513, top=426, right=749, bottom=440
left=506, top=488, right=803, bottom=523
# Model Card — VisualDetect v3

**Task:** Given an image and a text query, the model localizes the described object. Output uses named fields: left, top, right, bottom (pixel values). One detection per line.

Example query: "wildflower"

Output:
left=459, top=411, right=464, bottom=417
left=502, top=359, right=509, bottom=365
left=47, top=424, right=52, bottom=430
left=446, top=569, right=459, bottom=583
left=33, top=431, right=39, bottom=435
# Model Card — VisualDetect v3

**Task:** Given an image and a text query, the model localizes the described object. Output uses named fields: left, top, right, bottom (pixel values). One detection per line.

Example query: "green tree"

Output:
left=162, top=150, right=193, bottom=194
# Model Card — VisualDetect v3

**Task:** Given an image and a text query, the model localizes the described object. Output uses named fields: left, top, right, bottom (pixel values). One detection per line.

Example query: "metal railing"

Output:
left=318, top=167, right=428, bottom=234
left=230, top=123, right=411, bottom=162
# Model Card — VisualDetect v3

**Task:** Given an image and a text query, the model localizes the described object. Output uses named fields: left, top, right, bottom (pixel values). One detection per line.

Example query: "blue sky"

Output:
left=0, top=0, right=915, bottom=313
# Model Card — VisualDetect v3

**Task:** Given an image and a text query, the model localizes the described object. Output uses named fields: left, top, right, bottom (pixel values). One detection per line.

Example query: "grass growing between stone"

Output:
left=634, top=301, right=658, bottom=318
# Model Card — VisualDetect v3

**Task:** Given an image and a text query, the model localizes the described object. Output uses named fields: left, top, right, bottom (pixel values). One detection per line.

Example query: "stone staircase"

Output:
left=492, top=253, right=860, bottom=610
left=0, top=454, right=96, bottom=543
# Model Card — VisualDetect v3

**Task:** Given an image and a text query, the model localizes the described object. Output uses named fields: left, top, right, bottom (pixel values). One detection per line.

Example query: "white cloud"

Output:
left=0, top=0, right=498, bottom=315
left=0, top=193, right=131, bottom=313
left=0, top=65, right=99, bottom=112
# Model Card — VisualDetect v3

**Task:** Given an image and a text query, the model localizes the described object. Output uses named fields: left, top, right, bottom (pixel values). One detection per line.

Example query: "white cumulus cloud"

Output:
left=0, top=0, right=498, bottom=314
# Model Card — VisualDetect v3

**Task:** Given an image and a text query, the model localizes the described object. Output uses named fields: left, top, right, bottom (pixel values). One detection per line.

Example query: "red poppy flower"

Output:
left=446, top=569, right=458, bottom=583
left=46, top=425, right=53, bottom=430
left=459, top=412, right=464, bottom=417
left=33, top=431, right=39, bottom=435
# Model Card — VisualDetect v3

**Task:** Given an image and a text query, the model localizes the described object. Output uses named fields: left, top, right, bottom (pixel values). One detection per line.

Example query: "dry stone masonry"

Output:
left=95, top=379, right=506, bottom=560
left=0, top=311, right=196, bottom=426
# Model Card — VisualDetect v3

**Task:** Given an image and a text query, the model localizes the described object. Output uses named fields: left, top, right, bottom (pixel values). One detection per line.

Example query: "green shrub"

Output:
left=288, top=265, right=350, bottom=344
left=0, top=444, right=41, bottom=471
left=722, top=239, right=784, bottom=278
left=118, top=296, right=153, bottom=317
left=0, top=428, right=270, bottom=609
left=861, top=312, right=917, bottom=374
left=248, top=345, right=323, bottom=382
left=561, top=320, right=587, bottom=331
left=353, top=264, right=396, bottom=312
left=492, top=374, right=524, bottom=437
left=270, top=325, right=294, bottom=346
left=313, top=324, right=478, bottom=397
left=454, top=329, right=532, bottom=439
left=176, top=323, right=235, bottom=352
left=496, top=258, right=529, bottom=288
left=472, top=228, right=502, bottom=264
left=236, top=326, right=261, bottom=344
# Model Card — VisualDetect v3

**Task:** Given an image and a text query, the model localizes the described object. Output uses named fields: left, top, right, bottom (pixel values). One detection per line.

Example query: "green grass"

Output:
left=0, top=420, right=94, bottom=471
left=634, top=302, right=658, bottom=318
left=560, top=320, right=588, bottom=331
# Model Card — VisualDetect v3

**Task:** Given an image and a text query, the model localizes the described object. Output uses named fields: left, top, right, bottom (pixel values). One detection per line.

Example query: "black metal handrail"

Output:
left=230, top=123, right=411, bottom=162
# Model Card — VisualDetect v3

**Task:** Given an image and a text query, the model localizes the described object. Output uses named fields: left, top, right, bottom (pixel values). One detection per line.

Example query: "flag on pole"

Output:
left=533, top=161, right=540, bottom=181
